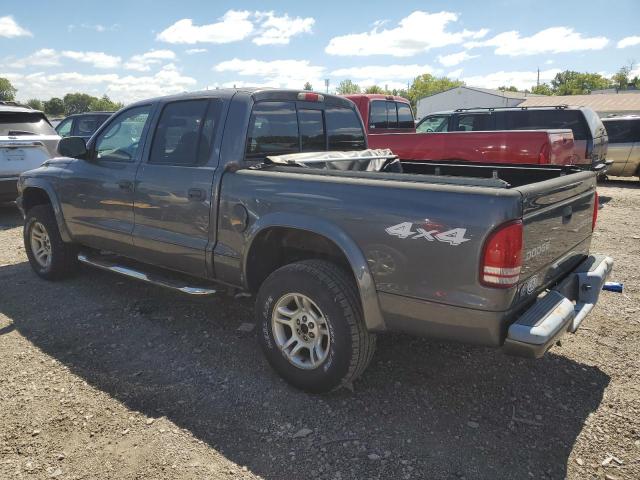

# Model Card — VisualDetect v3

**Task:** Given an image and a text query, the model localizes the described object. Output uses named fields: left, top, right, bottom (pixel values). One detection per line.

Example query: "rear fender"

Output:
left=244, top=212, right=385, bottom=332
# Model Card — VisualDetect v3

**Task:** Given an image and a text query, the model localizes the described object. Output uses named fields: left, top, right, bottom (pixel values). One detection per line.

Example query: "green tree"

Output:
left=44, top=98, right=65, bottom=117
left=63, top=92, right=95, bottom=115
left=0, top=77, right=17, bottom=101
left=499, top=86, right=519, bottom=92
left=89, top=95, right=123, bottom=112
left=26, top=99, right=44, bottom=110
left=364, top=85, right=385, bottom=94
left=336, top=79, right=361, bottom=95
left=530, top=83, right=553, bottom=95
left=612, top=65, right=633, bottom=90
left=303, top=82, right=313, bottom=91
left=550, top=70, right=612, bottom=95
left=406, top=74, right=464, bottom=109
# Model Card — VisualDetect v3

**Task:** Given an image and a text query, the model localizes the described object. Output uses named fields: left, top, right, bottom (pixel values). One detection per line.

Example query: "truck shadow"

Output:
left=0, top=202, right=22, bottom=230
left=0, top=261, right=609, bottom=480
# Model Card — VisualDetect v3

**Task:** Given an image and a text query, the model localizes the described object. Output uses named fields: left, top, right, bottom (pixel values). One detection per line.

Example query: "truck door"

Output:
left=131, top=98, right=222, bottom=277
left=56, top=105, right=153, bottom=253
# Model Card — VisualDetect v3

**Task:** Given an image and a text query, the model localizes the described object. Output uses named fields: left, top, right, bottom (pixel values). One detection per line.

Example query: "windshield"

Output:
left=0, top=112, right=57, bottom=136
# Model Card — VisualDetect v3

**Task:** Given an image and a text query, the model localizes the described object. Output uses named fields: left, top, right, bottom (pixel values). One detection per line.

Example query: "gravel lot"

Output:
left=0, top=179, right=639, bottom=480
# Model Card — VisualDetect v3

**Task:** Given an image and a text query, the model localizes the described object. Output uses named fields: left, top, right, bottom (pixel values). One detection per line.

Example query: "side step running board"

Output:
left=77, top=253, right=217, bottom=296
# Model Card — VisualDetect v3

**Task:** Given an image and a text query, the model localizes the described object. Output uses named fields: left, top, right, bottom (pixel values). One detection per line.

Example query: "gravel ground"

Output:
left=0, top=179, right=639, bottom=480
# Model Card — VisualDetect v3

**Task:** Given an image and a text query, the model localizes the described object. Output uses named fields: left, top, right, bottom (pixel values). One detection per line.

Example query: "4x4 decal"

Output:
left=385, top=222, right=470, bottom=246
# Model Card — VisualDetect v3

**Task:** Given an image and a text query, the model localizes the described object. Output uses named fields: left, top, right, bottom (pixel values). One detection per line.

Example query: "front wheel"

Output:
left=255, top=260, right=376, bottom=393
left=24, top=204, right=78, bottom=280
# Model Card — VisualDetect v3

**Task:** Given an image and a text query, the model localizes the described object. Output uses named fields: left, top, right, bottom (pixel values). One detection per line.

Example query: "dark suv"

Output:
left=55, top=112, right=114, bottom=141
left=416, top=106, right=608, bottom=170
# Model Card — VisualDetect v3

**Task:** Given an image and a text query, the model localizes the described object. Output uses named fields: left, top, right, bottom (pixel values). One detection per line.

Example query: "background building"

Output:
left=416, top=86, right=540, bottom=120
left=417, top=86, right=640, bottom=119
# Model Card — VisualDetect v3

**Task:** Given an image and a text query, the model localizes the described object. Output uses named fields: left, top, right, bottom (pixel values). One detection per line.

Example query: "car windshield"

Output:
left=0, top=112, right=57, bottom=136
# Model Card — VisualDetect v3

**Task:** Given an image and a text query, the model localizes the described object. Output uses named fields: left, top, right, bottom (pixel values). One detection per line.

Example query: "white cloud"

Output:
left=7, top=67, right=197, bottom=104
left=67, top=23, right=119, bottom=33
left=466, top=27, right=608, bottom=56
left=617, top=36, right=640, bottom=48
left=0, top=16, right=31, bottom=38
left=214, top=58, right=325, bottom=89
left=331, top=64, right=435, bottom=81
left=448, top=68, right=463, bottom=79
left=253, top=12, right=314, bottom=45
left=13, top=49, right=61, bottom=68
left=157, top=10, right=254, bottom=44
left=462, top=68, right=561, bottom=91
left=185, top=48, right=207, bottom=55
left=61, top=51, right=122, bottom=69
left=157, top=10, right=314, bottom=46
left=325, top=11, right=488, bottom=57
left=437, top=51, right=478, bottom=67
left=124, top=49, right=176, bottom=71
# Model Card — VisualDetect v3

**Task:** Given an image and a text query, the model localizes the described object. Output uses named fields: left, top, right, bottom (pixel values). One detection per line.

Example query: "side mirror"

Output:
left=58, top=136, right=88, bottom=158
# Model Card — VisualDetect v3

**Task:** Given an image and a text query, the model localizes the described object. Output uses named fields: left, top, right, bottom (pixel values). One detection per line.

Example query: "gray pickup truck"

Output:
left=17, top=89, right=613, bottom=393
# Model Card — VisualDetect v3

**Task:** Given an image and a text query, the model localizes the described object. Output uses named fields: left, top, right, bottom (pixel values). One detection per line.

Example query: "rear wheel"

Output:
left=255, top=260, right=376, bottom=393
left=24, top=204, right=78, bottom=280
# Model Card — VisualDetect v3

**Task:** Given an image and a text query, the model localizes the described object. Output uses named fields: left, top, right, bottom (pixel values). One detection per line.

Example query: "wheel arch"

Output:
left=19, top=179, right=72, bottom=243
left=243, top=213, right=385, bottom=332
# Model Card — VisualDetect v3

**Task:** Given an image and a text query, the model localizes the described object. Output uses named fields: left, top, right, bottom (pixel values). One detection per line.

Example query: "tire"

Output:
left=255, top=260, right=376, bottom=393
left=24, top=204, right=78, bottom=280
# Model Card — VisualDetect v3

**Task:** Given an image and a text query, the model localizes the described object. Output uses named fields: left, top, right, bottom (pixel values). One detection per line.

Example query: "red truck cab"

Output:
left=344, top=94, right=580, bottom=167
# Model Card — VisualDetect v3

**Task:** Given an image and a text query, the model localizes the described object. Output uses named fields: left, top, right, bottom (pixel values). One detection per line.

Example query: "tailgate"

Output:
left=0, top=135, right=58, bottom=176
left=516, top=171, right=596, bottom=298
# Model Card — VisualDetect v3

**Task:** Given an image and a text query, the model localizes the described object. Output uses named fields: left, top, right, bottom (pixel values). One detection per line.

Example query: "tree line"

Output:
left=0, top=77, right=123, bottom=117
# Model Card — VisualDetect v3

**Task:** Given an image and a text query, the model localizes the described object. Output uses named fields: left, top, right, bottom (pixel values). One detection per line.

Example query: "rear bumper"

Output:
left=0, top=176, right=19, bottom=202
left=503, top=254, right=613, bottom=358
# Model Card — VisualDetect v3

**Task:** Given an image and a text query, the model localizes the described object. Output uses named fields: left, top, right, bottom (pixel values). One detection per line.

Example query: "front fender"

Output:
left=18, top=177, right=72, bottom=243
left=244, top=212, right=386, bottom=332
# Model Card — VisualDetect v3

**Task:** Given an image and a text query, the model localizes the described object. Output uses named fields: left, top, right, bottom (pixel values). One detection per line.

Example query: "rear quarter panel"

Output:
left=216, top=168, right=524, bottom=312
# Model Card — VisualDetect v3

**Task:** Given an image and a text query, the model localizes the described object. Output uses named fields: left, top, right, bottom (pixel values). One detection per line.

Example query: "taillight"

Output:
left=592, top=190, right=599, bottom=231
left=297, top=92, right=324, bottom=102
left=481, top=220, right=523, bottom=288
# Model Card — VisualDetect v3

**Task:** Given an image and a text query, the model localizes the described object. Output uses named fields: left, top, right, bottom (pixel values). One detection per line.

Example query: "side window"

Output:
left=604, top=121, right=635, bottom=144
left=386, top=101, right=398, bottom=128
left=397, top=103, right=414, bottom=129
left=298, top=109, right=326, bottom=152
left=326, top=107, right=366, bottom=150
left=149, top=99, right=218, bottom=166
left=369, top=101, right=387, bottom=129
left=95, top=105, right=151, bottom=162
left=416, top=115, right=449, bottom=133
left=454, top=114, right=492, bottom=131
left=246, top=101, right=299, bottom=158
left=502, top=110, right=589, bottom=140
left=55, top=118, right=72, bottom=137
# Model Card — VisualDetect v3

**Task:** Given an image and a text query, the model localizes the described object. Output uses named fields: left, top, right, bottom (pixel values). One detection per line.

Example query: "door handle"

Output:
left=118, top=180, right=133, bottom=191
left=188, top=188, right=205, bottom=201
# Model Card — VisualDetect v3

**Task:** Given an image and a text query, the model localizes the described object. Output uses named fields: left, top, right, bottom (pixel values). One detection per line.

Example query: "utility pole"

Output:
left=324, top=79, right=330, bottom=94
left=537, top=68, right=540, bottom=87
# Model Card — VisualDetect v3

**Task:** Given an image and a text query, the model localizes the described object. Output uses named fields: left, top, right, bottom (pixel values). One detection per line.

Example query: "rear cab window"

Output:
left=245, top=100, right=365, bottom=160
left=0, top=112, right=57, bottom=136
left=368, top=100, right=414, bottom=131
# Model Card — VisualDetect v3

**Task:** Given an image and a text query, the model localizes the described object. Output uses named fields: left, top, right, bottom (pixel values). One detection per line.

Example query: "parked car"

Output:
left=602, top=115, right=640, bottom=180
left=416, top=105, right=608, bottom=170
left=55, top=111, right=114, bottom=141
left=17, top=89, right=613, bottom=393
left=346, top=94, right=579, bottom=166
left=0, top=102, right=60, bottom=203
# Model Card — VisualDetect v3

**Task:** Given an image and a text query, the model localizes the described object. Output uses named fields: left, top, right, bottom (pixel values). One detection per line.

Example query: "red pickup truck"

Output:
left=345, top=94, right=579, bottom=166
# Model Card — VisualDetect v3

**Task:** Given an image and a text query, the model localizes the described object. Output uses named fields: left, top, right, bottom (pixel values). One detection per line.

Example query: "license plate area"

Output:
left=1, top=148, right=25, bottom=162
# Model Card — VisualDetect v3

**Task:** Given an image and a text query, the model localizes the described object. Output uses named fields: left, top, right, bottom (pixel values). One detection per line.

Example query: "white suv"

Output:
left=0, top=102, right=60, bottom=202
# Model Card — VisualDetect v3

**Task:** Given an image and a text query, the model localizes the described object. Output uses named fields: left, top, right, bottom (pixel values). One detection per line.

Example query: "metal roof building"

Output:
left=518, top=91, right=640, bottom=117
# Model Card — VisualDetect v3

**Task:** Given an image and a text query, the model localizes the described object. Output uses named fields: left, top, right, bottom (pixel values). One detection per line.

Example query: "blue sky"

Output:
left=1, top=0, right=639, bottom=103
